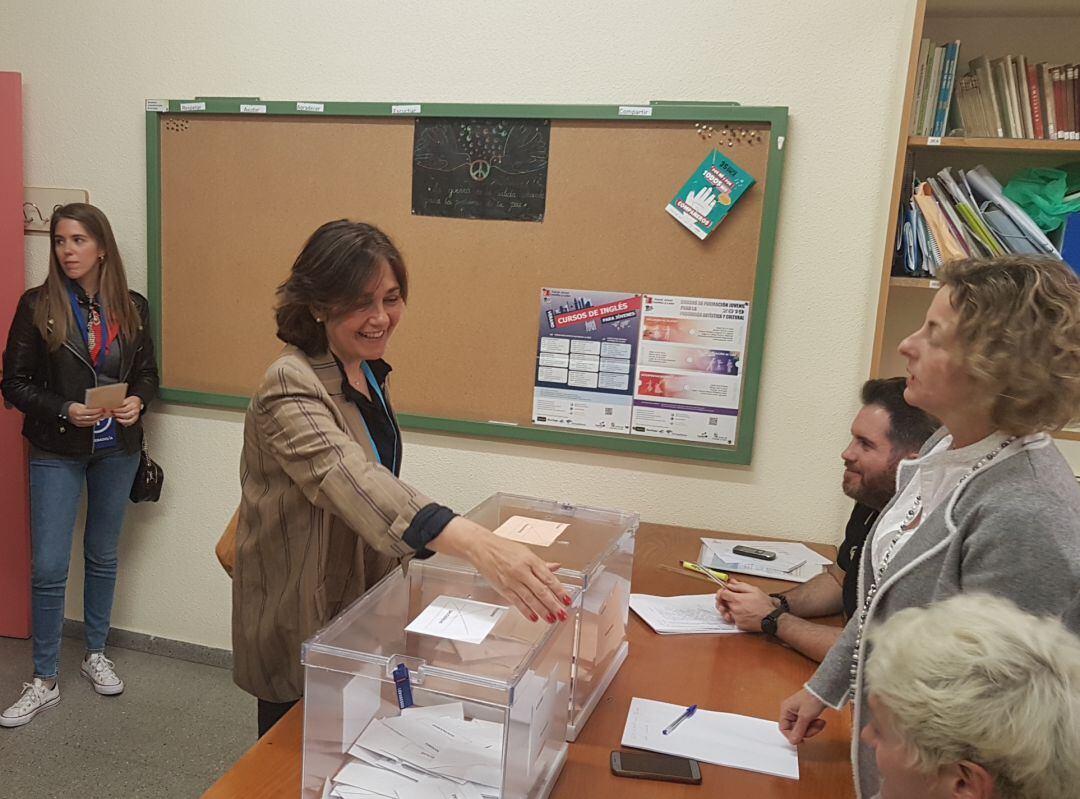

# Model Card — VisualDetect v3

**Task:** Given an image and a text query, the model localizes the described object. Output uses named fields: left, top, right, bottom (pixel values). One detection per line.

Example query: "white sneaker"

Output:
left=0, top=678, right=61, bottom=727
left=81, top=653, right=124, bottom=696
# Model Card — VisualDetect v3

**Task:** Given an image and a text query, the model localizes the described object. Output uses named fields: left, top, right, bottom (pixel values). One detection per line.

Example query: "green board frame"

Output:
left=145, top=98, right=788, bottom=464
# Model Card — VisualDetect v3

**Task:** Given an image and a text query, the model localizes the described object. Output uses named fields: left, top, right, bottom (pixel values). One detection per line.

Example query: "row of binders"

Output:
left=896, top=164, right=1060, bottom=277
left=911, top=39, right=1080, bottom=140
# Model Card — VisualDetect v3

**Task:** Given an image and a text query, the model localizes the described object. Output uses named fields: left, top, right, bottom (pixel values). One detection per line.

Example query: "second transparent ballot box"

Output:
left=301, top=560, right=577, bottom=799
left=460, top=493, right=638, bottom=741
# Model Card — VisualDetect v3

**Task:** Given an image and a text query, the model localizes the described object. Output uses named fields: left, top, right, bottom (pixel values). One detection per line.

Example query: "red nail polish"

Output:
left=530, top=613, right=539, bottom=622
left=546, top=613, right=556, bottom=623
left=562, top=595, right=572, bottom=606
left=557, top=610, right=567, bottom=621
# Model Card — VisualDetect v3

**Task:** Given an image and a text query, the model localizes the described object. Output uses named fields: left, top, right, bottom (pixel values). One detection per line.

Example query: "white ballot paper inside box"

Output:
left=516, top=670, right=556, bottom=770
left=443, top=609, right=537, bottom=664
left=579, top=570, right=628, bottom=663
left=346, top=715, right=504, bottom=790
left=381, top=717, right=502, bottom=787
left=621, top=697, right=799, bottom=780
left=405, top=596, right=508, bottom=645
left=446, top=635, right=527, bottom=665
left=333, top=761, right=421, bottom=797
left=347, top=704, right=464, bottom=779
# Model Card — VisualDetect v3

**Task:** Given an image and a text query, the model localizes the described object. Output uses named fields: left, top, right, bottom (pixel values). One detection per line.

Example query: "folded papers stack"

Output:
left=328, top=703, right=502, bottom=799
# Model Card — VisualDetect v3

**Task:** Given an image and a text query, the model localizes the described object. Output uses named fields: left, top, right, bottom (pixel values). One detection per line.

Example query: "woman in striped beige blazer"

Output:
left=233, top=220, right=571, bottom=737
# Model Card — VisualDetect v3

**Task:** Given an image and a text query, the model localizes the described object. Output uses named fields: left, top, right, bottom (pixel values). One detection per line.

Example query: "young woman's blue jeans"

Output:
left=29, top=450, right=141, bottom=679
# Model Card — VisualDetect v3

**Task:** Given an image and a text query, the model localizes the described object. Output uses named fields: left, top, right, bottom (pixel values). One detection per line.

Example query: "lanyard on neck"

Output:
left=360, top=361, right=398, bottom=475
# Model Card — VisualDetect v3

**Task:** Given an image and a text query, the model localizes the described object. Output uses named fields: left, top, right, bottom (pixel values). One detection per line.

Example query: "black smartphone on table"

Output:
left=610, top=750, right=702, bottom=784
left=732, top=544, right=776, bottom=561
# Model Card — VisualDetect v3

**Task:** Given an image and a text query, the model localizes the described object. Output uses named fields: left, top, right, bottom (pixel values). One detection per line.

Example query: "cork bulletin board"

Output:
left=146, top=100, right=788, bottom=463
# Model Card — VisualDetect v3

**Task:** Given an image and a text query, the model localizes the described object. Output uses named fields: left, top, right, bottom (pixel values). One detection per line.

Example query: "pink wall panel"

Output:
left=0, top=72, right=30, bottom=638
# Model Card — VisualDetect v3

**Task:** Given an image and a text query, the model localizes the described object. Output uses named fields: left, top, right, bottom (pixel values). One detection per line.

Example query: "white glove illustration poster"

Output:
left=665, top=150, right=755, bottom=240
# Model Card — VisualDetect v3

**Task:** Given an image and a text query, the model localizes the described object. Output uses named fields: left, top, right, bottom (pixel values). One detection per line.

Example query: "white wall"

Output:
left=2, top=0, right=979, bottom=651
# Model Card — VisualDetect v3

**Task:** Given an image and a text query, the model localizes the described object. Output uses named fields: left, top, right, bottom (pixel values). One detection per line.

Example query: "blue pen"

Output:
left=661, top=704, right=697, bottom=735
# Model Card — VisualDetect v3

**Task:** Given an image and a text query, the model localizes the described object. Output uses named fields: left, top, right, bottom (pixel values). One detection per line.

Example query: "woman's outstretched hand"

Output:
left=428, top=516, right=571, bottom=623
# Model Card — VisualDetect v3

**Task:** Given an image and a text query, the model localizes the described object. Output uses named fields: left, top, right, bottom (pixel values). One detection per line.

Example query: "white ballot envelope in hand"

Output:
left=84, top=382, right=128, bottom=411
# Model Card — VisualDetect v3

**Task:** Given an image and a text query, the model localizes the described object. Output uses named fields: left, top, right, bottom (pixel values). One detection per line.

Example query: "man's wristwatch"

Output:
left=761, top=607, right=788, bottom=636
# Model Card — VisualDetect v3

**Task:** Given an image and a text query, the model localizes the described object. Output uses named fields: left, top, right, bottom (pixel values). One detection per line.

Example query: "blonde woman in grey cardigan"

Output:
left=778, top=256, right=1080, bottom=799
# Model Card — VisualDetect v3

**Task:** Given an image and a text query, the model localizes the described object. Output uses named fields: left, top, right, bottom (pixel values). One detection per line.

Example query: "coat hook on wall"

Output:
left=23, top=187, right=89, bottom=234
left=23, top=202, right=47, bottom=225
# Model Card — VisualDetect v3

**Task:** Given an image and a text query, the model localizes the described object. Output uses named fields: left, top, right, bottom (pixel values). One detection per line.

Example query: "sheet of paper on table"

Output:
left=629, top=593, right=742, bottom=635
left=699, top=539, right=831, bottom=583
left=621, top=697, right=799, bottom=780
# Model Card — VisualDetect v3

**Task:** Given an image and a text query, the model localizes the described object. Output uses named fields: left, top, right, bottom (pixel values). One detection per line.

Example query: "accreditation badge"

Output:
left=92, top=417, right=120, bottom=450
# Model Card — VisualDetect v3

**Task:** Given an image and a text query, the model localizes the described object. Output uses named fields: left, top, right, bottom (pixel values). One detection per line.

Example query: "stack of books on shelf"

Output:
left=910, top=39, right=963, bottom=138
left=911, top=39, right=1080, bottom=140
left=895, top=164, right=1061, bottom=278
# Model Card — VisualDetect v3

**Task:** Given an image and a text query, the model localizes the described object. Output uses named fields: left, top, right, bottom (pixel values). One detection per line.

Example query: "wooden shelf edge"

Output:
left=889, top=276, right=941, bottom=290
left=909, top=136, right=1080, bottom=153
left=929, top=0, right=1080, bottom=17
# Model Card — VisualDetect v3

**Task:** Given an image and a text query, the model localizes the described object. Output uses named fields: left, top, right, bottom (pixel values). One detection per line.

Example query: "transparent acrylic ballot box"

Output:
left=458, top=493, right=638, bottom=742
left=301, top=560, right=577, bottom=799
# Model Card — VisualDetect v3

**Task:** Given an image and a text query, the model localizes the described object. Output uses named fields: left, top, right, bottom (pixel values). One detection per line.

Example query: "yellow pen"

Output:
left=680, top=560, right=730, bottom=585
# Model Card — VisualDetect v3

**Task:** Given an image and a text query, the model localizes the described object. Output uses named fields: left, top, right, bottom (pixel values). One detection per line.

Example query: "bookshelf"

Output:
left=871, top=0, right=1080, bottom=441
left=909, top=136, right=1080, bottom=153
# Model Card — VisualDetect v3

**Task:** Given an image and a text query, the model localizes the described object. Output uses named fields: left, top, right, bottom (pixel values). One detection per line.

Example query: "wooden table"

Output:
left=203, top=523, right=854, bottom=798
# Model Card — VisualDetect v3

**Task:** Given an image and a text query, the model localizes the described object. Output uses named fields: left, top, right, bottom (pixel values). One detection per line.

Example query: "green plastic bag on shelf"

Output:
left=1003, top=163, right=1080, bottom=233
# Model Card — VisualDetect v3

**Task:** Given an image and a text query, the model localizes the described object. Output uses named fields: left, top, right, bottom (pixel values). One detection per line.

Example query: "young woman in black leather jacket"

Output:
left=0, top=203, right=158, bottom=727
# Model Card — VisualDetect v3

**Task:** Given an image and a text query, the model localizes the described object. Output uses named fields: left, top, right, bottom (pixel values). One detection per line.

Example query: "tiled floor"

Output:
left=0, top=635, right=253, bottom=798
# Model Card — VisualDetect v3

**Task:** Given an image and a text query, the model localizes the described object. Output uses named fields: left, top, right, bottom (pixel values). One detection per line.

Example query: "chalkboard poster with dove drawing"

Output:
left=412, top=118, right=550, bottom=222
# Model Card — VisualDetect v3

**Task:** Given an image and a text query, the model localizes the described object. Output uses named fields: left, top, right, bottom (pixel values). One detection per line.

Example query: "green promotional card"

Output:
left=666, top=150, right=756, bottom=240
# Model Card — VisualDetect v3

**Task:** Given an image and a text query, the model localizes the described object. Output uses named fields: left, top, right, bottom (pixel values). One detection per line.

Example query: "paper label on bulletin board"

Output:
left=532, top=288, right=642, bottom=433
left=412, top=118, right=550, bottom=222
left=630, top=295, right=749, bottom=445
left=665, top=151, right=755, bottom=240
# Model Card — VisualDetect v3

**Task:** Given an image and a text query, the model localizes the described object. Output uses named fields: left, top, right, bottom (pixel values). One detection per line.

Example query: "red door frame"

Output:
left=0, top=72, right=31, bottom=638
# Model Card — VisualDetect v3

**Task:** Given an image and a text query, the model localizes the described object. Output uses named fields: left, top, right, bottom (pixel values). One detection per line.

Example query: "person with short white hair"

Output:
left=862, top=594, right=1080, bottom=799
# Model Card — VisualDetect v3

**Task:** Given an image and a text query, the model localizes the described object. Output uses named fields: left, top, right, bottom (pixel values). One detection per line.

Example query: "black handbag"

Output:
left=130, top=435, right=164, bottom=503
